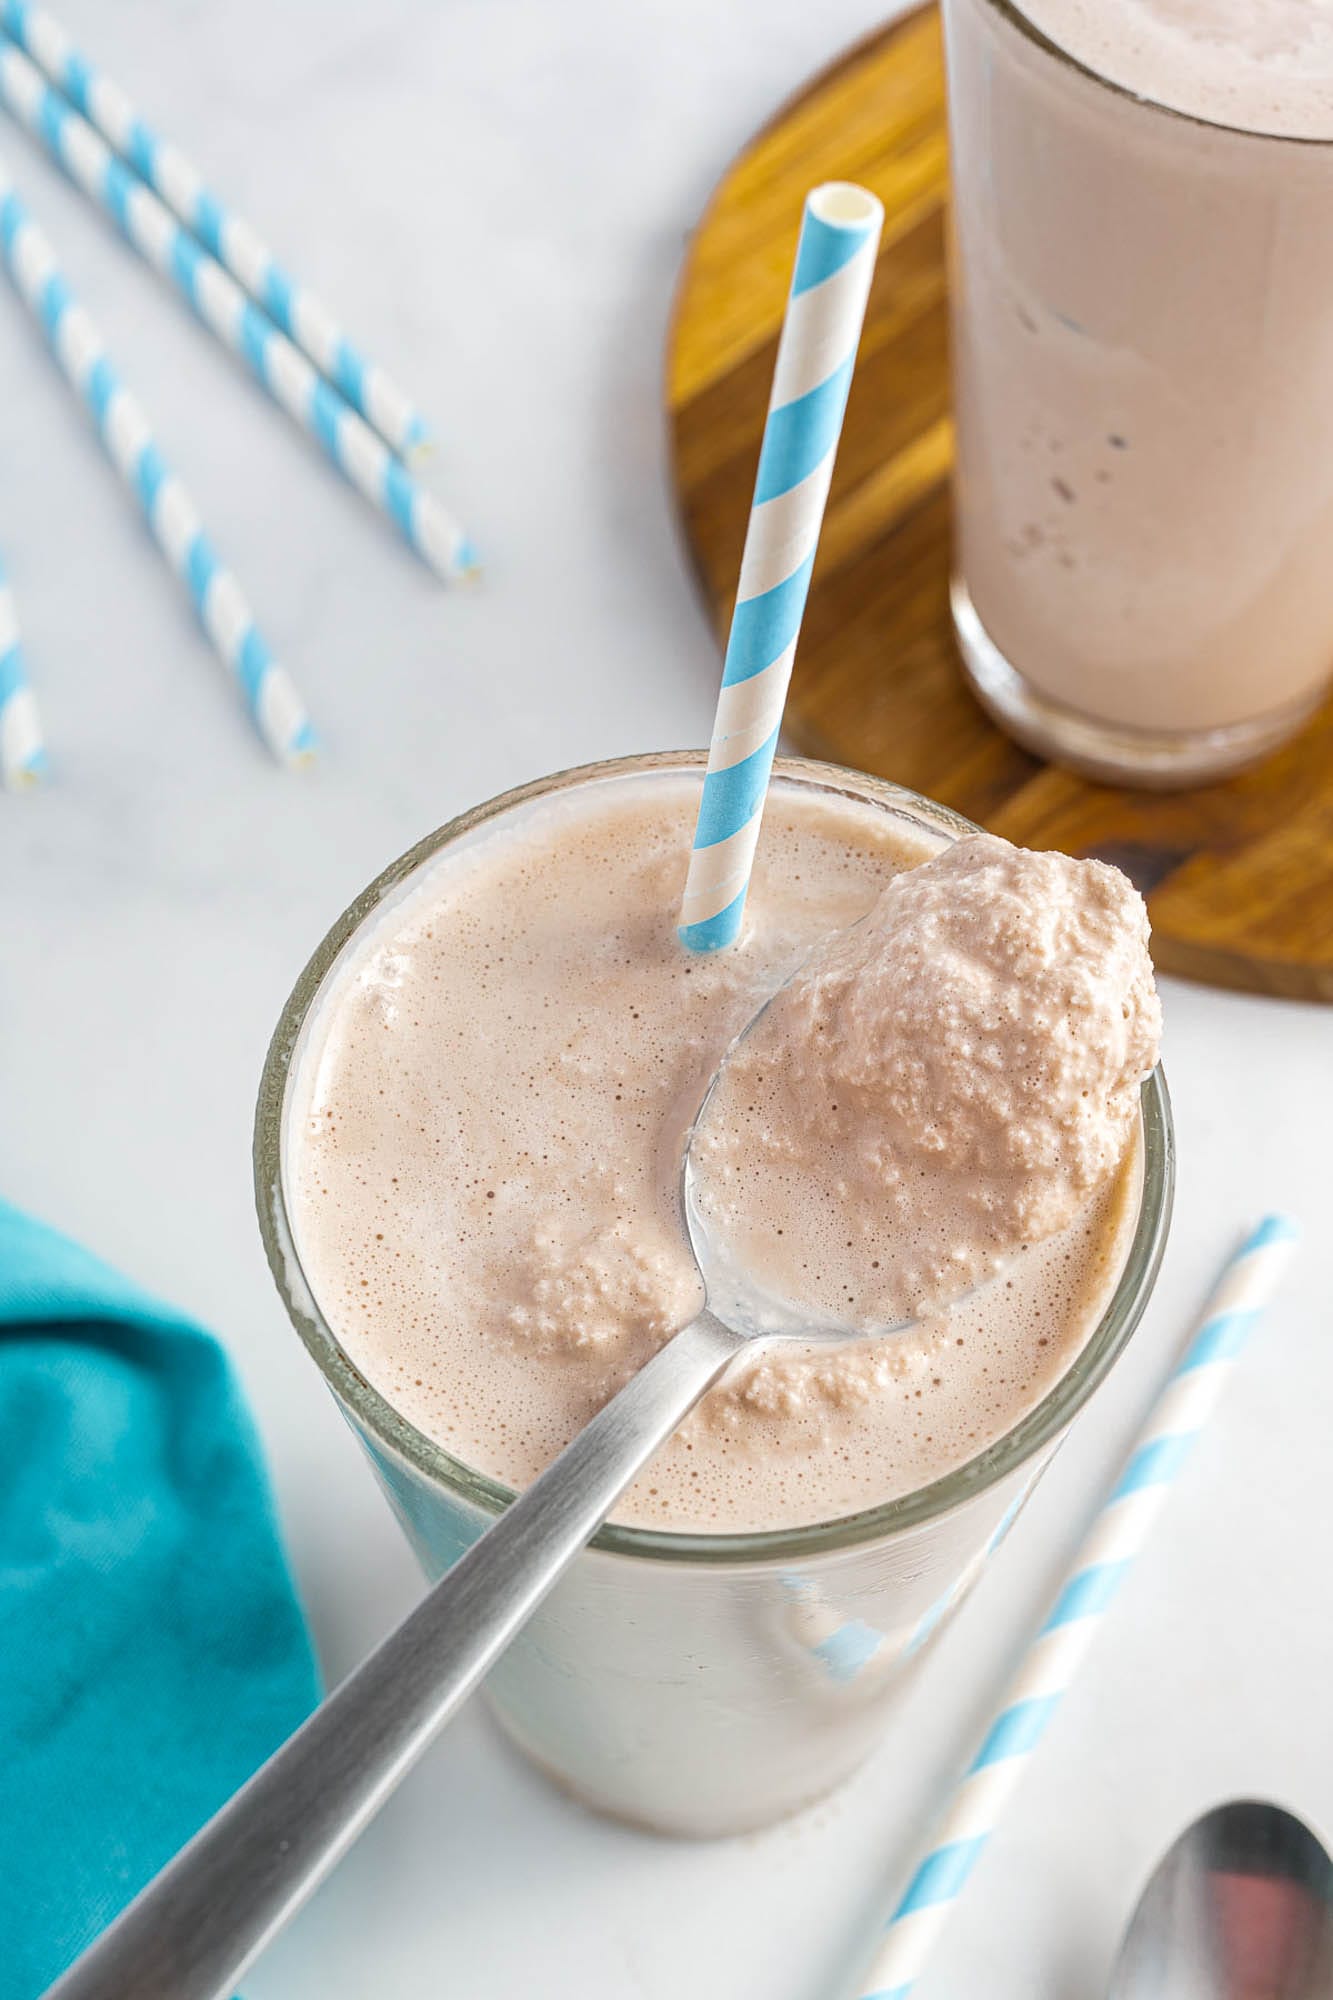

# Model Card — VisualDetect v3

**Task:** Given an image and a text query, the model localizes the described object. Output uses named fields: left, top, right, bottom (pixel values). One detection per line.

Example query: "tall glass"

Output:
left=944, top=0, right=1333, bottom=786
left=255, top=753, right=1173, bottom=1837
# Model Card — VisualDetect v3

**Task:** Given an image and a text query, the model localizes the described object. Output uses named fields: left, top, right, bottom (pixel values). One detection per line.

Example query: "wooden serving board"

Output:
left=666, top=4, right=1333, bottom=1000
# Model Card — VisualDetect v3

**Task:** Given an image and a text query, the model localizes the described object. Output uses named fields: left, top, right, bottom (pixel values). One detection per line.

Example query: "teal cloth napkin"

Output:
left=0, top=1200, right=320, bottom=1999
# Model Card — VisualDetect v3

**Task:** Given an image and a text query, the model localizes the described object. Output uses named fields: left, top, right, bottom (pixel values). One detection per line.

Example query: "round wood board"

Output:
left=666, top=4, right=1333, bottom=1000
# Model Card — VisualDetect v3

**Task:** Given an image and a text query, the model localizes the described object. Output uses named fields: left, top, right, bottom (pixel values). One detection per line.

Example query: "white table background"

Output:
left=3, top=3, right=1331, bottom=1995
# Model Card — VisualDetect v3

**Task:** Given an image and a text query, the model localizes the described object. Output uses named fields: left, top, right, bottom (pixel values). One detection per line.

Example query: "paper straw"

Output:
left=0, top=0, right=430, bottom=461
left=0, top=167, right=315, bottom=767
left=855, top=1214, right=1301, bottom=2000
left=678, top=182, right=882, bottom=953
left=0, top=37, right=475, bottom=583
left=0, top=551, right=46, bottom=787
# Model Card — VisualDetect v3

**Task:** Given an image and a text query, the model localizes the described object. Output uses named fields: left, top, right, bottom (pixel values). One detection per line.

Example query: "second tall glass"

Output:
left=944, top=0, right=1333, bottom=785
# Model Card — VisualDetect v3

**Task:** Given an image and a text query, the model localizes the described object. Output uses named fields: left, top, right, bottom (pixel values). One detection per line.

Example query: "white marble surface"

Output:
left=3, top=2, right=1331, bottom=1995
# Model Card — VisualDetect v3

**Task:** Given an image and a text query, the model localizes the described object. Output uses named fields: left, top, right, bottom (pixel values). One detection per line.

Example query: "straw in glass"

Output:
left=0, top=551, right=47, bottom=788
left=0, top=166, right=316, bottom=767
left=0, top=37, right=476, bottom=583
left=855, top=1213, right=1301, bottom=2000
left=678, top=182, right=882, bottom=953
left=0, top=0, right=430, bottom=461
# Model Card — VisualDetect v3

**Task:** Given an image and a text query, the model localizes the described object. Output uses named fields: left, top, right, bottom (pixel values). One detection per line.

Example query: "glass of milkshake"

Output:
left=256, top=752, right=1172, bottom=1837
left=943, top=0, right=1333, bottom=785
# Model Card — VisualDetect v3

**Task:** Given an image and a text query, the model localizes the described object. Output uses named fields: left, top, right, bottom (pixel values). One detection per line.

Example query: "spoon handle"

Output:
left=46, top=1310, right=744, bottom=2000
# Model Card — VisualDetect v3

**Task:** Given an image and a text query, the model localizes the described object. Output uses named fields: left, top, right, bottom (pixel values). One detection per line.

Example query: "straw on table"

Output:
left=0, top=0, right=430, bottom=461
left=678, top=182, right=882, bottom=954
left=0, top=552, right=46, bottom=787
left=0, top=166, right=315, bottom=767
left=0, top=37, right=475, bottom=583
left=854, top=1214, right=1301, bottom=2000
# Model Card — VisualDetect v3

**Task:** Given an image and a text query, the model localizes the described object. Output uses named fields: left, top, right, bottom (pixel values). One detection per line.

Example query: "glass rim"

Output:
left=976, top=0, right=1333, bottom=148
left=254, top=750, right=1175, bottom=1568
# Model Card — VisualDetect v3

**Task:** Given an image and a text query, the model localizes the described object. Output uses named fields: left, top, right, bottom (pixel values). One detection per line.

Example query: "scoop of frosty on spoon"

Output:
left=690, top=833, right=1160, bottom=1337
left=46, top=836, right=1160, bottom=2000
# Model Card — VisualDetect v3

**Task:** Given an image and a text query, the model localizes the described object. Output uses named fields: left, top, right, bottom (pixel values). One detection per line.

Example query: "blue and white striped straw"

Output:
left=0, top=0, right=430, bottom=461
left=0, top=552, right=46, bottom=788
left=678, top=182, right=882, bottom=953
left=855, top=1214, right=1301, bottom=2000
left=0, top=37, right=475, bottom=583
left=0, top=165, right=315, bottom=767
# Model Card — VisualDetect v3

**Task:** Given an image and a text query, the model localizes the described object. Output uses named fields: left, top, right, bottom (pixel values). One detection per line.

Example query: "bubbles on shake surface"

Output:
left=1011, top=0, right=1333, bottom=139
left=690, top=835, right=1162, bottom=1332
left=287, top=773, right=1153, bottom=1534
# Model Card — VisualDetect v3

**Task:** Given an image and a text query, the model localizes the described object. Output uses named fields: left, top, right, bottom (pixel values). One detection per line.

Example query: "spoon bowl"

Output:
left=1111, top=1800, right=1333, bottom=2000
left=682, top=1136, right=921, bottom=1346
left=682, top=983, right=955, bottom=1345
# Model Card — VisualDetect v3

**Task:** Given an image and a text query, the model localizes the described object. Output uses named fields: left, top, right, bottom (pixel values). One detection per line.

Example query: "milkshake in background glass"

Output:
left=256, top=754, right=1172, bottom=1836
left=943, top=0, right=1333, bottom=785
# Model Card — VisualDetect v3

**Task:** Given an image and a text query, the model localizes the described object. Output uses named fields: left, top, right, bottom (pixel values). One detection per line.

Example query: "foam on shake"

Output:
left=286, top=771, right=1152, bottom=1534
left=1013, top=0, right=1333, bottom=139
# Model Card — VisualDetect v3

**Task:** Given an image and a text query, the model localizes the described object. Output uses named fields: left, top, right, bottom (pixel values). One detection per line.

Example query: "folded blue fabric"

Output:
left=0, top=1201, right=320, bottom=1999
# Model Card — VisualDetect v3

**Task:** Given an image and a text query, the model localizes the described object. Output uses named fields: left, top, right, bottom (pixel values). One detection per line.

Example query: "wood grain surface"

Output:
left=666, top=4, right=1333, bottom=1000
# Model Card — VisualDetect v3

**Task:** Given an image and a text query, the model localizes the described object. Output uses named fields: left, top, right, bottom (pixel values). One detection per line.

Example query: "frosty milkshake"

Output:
left=944, top=0, right=1333, bottom=784
left=258, top=754, right=1172, bottom=1833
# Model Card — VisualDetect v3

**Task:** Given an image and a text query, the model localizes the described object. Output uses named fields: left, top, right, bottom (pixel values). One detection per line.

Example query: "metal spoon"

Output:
left=46, top=1027, right=919, bottom=2000
left=1110, top=1800, right=1333, bottom=2000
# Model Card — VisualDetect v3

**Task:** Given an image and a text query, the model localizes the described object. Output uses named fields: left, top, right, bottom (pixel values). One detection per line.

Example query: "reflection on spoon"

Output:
left=1110, top=1800, right=1333, bottom=2000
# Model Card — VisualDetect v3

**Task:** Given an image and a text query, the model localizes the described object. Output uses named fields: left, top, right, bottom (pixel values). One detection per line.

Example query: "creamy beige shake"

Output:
left=286, top=770, right=1157, bottom=1536
left=945, top=0, right=1333, bottom=780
